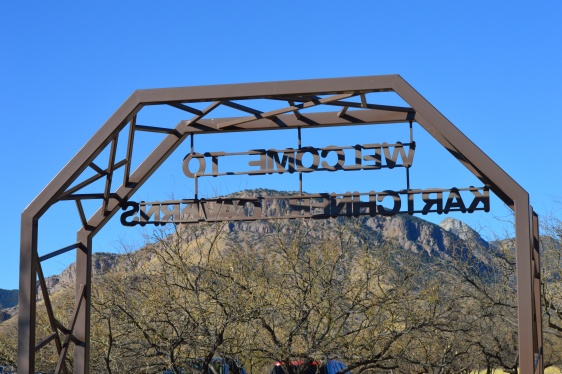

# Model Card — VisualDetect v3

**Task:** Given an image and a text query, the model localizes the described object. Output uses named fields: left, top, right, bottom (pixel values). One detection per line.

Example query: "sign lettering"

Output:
left=120, top=187, right=489, bottom=226
left=182, top=142, right=415, bottom=178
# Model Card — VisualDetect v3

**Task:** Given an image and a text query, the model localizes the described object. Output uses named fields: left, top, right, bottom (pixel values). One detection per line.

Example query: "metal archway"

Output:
left=19, top=75, right=543, bottom=373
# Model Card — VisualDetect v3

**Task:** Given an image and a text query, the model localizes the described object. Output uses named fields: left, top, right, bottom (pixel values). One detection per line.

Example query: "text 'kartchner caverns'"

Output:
left=120, top=187, right=489, bottom=226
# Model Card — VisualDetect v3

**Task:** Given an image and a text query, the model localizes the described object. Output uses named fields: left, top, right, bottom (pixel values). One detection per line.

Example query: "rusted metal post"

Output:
left=532, top=211, right=544, bottom=373
left=514, top=197, right=534, bottom=373
left=18, top=214, right=38, bottom=374
left=73, top=232, right=92, bottom=374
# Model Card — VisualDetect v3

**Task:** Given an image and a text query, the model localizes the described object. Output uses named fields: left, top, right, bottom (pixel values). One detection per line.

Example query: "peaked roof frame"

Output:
left=19, top=75, right=543, bottom=373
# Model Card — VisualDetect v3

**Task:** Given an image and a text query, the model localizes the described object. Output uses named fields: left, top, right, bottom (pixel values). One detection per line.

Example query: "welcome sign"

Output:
left=121, top=135, right=489, bottom=226
left=181, top=141, right=415, bottom=177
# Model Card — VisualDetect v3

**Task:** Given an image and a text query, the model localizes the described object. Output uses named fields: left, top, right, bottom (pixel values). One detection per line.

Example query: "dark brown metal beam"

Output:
left=35, top=258, right=68, bottom=373
left=123, top=116, right=136, bottom=187
left=132, top=75, right=397, bottom=105
left=38, top=243, right=81, bottom=263
left=56, top=284, right=86, bottom=374
left=135, top=124, right=182, bottom=136
left=181, top=109, right=414, bottom=133
left=167, top=102, right=203, bottom=116
left=216, top=93, right=358, bottom=129
left=532, top=210, right=544, bottom=372
left=18, top=214, right=37, bottom=374
left=60, top=159, right=128, bottom=200
left=72, top=233, right=92, bottom=374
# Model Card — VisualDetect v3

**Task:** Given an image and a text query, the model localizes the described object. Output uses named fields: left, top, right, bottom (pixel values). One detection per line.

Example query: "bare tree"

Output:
left=89, top=222, right=254, bottom=373
left=0, top=323, right=17, bottom=368
left=68, top=211, right=562, bottom=372
left=539, top=212, right=562, bottom=368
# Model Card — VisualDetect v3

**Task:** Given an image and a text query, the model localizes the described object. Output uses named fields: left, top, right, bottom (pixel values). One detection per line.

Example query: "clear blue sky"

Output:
left=1, top=1, right=561, bottom=290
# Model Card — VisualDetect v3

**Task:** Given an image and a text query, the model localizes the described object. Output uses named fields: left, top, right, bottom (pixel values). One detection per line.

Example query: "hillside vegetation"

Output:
left=0, top=289, right=17, bottom=311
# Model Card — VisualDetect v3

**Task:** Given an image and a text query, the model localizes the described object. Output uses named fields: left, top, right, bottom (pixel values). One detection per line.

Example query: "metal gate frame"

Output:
left=18, top=75, right=543, bottom=373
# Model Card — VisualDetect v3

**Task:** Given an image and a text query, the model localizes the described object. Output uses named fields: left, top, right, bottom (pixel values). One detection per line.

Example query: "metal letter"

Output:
left=421, top=190, right=443, bottom=215
left=182, top=153, right=207, bottom=178
left=320, top=146, right=345, bottom=171
left=443, top=188, right=467, bottom=213
left=376, top=190, right=401, bottom=215
left=296, top=147, right=320, bottom=172
left=467, top=187, right=490, bottom=213
left=248, top=150, right=267, bottom=174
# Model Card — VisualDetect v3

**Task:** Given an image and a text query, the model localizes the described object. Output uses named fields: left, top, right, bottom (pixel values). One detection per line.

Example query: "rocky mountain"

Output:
left=36, top=252, right=123, bottom=298
left=0, top=289, right=17, bottom=310
left=0, top=289, right=18, bottom=322
left=1, top=189, right=494, bottom=322
left=0, top=253, right=126, bottom=322
left=439, top=217, right=489, bottom=248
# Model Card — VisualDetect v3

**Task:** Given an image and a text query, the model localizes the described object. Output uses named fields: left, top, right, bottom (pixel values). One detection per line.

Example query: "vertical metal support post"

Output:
left=406, top=121, right=413, bottom=191
left=191, top=134, right=199, bottom=200
left=18, top=214, right=38, bottom=374
left=297, top=127, right=302, bottom=194
left=515, top=196, right=534, bottom=373
left=73, top=232, right=92, bottom=374
left=532, top=210, right=543, bottom=373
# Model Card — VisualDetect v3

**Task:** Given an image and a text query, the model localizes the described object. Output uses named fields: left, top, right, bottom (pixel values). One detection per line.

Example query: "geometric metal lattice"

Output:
left=19, top=75, right=543, bottom=373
